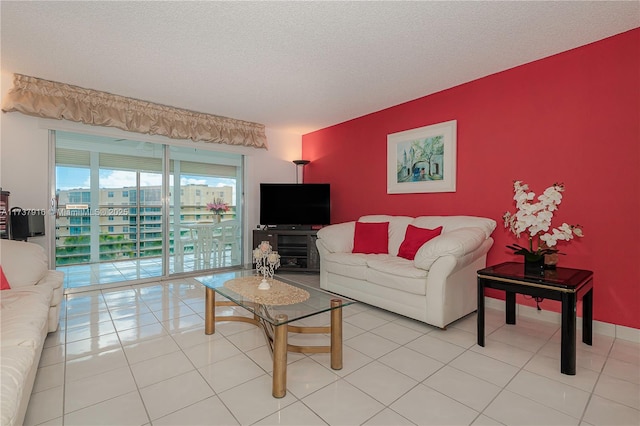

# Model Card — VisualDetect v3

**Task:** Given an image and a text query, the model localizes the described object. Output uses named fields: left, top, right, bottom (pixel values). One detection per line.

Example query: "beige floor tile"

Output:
left=64, top=366, right=137, bottom=413
left=139, top=370, right=214, bottom=420
left=391, top=384, right=479, bottom=425
left=152, top=396, right=239, bottom=426
left=63, top=391, right=149, bottom=425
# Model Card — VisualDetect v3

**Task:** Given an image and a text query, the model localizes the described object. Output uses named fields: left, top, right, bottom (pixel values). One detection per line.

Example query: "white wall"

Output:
left=0, top=71, right=302, bottom=263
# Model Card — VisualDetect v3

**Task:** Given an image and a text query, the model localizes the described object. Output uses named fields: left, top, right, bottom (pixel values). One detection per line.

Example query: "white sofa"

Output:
left=1, top=239, right=64, bottom=426
left=316, top=215, right=496, bottom=328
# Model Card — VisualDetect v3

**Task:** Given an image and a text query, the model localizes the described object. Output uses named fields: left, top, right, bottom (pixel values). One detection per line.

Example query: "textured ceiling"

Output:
left=1, top=1, right=638, bottom=134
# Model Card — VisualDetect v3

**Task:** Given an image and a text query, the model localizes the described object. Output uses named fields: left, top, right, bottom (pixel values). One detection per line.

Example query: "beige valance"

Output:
left=2, top=74, right=268, bottom=149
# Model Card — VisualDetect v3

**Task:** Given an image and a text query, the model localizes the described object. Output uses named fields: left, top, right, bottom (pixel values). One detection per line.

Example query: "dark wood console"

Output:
left=253, top=229, right=320, bottom=272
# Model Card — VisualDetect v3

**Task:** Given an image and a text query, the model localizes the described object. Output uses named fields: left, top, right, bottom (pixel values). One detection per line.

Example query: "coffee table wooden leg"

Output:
left=330, top=299, right=343, bottom=370
left=272, top=314, right=288, bottom=398
left=205, top=287, right=215, bottom=335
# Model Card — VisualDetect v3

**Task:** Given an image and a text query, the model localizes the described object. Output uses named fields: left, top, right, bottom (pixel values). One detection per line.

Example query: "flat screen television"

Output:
left=260, top=183, right=330, bottom=228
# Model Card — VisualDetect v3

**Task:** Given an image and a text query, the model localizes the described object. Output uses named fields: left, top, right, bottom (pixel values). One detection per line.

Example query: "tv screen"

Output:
left=260, top=183, right=330, bottom=227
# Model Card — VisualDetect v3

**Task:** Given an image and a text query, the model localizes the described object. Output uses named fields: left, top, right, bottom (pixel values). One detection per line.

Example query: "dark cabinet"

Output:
left=0, top=191, right=9, bottom=239
left=253, top=229, right=319, bottom=272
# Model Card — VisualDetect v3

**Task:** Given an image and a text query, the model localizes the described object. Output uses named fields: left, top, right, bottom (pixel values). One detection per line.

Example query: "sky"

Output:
left=56, top=167, right=236, bottom=203
left=56, top=167, right=234, bottom=190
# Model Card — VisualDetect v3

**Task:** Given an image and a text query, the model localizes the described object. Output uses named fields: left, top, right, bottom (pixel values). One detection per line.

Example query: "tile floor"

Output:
left=25, top=273, right=640, bottom=425
left=58, top=259, right=165, bottom=289
left=58, top=252, right=238, bottom=289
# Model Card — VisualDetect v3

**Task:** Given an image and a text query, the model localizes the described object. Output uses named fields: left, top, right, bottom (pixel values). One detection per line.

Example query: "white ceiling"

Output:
left=1, top=1, right=638, bottom=135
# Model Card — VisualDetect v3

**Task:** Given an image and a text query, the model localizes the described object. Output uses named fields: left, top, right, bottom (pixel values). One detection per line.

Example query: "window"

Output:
left=70, top=216, right=90, bottom=225
left=55, top=130, right=244, bottom=276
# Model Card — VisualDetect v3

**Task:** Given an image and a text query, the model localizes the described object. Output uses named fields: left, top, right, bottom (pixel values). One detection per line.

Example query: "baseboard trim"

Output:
left=484, top=296, right=639, bottom=343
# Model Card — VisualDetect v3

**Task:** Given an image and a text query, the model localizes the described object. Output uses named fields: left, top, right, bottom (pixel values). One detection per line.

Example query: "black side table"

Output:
left=477, top=262, right=593, bottom=375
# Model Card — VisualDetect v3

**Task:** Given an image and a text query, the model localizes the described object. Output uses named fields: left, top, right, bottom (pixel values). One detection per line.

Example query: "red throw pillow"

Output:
left=398, top=225, right=443, bottom=260
left=0, top=266, right=11, bottom=290
left=353, top=222, right=389, bottom=254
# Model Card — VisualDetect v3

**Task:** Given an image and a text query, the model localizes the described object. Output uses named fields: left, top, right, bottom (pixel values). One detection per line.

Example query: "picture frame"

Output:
left=387, top=120, right=457, bottom=194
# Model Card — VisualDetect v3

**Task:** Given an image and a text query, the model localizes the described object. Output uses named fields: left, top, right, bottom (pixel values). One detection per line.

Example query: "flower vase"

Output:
left=539, top=241, right=558, bottom=269
left=523, top=254, right=545, bottom=275
left=213, top=214, right=221, bottom=223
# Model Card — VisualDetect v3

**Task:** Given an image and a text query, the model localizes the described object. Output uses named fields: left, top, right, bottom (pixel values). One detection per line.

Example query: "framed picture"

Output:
left=387, top=120, right=457, bottom=194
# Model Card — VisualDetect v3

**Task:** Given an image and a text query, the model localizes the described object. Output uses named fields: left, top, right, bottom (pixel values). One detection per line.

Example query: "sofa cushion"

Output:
left=353, top=221, right=389, bottom=254
left=365, top=261, right=427, bottom=296
left=317, top=221, right=355, bottom=253
left=324, top=252, right=390, bottom=280
left=1, top=266, right=10, bottom=290
left=0, top=240, right=48, bottom=287
left=0, top=286, right=52, bottom=312
left=359, top=215, right=413, bottom=255
left=367, top=257, right=427, bottom=278
left=411, top=216, right=497, bottom=239
left=398, top=225, right=443, bottom=260
left=1, top=346, right=38, bottom=426
left=324, top=253, right=367, bottom=280
left=0, top=287, right=51, bottom=347
left=414, top=227, right=489, bottom=270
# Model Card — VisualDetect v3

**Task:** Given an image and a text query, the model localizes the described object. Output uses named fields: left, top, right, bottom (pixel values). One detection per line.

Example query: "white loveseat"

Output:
left=316, top=215, right=496, bottom=328
left=1, top=239, right=64, bottom=426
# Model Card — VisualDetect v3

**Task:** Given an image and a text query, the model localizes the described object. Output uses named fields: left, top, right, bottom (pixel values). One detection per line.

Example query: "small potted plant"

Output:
left=206, top=198, right=229, bottom=222
left=503, top=181, right=583, bottom=273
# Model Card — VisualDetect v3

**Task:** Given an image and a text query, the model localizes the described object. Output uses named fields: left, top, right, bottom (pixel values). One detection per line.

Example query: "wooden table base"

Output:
left=204, top=287, right=343, bottom=397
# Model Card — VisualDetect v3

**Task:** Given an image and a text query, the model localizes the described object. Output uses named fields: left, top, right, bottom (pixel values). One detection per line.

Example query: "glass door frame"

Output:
left=49, top=129, right=245, bottom=290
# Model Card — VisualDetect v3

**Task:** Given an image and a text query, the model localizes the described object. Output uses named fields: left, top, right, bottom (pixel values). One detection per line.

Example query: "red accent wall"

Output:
left=302, top=29, right=640, bottom=329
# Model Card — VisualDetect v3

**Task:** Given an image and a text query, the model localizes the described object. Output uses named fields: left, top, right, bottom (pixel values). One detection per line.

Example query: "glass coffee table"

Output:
left=195, top=270, right=355, bottom=398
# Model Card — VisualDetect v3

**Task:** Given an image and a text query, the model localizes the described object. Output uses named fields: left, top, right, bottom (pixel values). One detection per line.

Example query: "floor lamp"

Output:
left=293, top=160, right=310, bottom=184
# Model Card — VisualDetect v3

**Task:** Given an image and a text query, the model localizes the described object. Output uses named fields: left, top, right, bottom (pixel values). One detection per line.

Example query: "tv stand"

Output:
left=253, top=228, right=319, bottom=272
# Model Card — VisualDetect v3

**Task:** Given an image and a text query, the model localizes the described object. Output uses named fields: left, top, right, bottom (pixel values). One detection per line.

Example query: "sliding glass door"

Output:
left=169, top=147, right=243, bottom=274
left=53, top=131, right=243, bottom=289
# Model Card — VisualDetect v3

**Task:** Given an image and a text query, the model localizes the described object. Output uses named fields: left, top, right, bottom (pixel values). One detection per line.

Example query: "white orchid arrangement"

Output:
left=503, top=181, right=583, bottom=259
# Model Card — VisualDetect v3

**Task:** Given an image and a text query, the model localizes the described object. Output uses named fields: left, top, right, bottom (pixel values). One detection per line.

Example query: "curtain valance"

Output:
left=2, top=74, right=268, bottom=149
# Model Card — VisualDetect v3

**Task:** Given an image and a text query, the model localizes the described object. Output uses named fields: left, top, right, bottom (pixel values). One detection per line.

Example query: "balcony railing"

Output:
left=55, top=204, right=236, bottom=266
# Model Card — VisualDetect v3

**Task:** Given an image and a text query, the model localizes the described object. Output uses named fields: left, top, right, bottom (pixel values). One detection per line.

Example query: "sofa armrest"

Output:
left=316, top=221, right=356, bottom=253
left=413, top=227, right=490, bottom=270
left=37, top=271, right=63, bottom=291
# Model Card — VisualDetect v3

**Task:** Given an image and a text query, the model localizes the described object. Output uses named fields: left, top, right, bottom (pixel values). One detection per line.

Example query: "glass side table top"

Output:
left=478, top=262, right=593, bottom=289
left=195, top=269, right=356, bottom=325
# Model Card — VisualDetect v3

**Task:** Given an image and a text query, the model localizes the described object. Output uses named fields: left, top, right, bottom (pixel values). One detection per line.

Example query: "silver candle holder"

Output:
left=253, top=241, right=281, bottom=290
